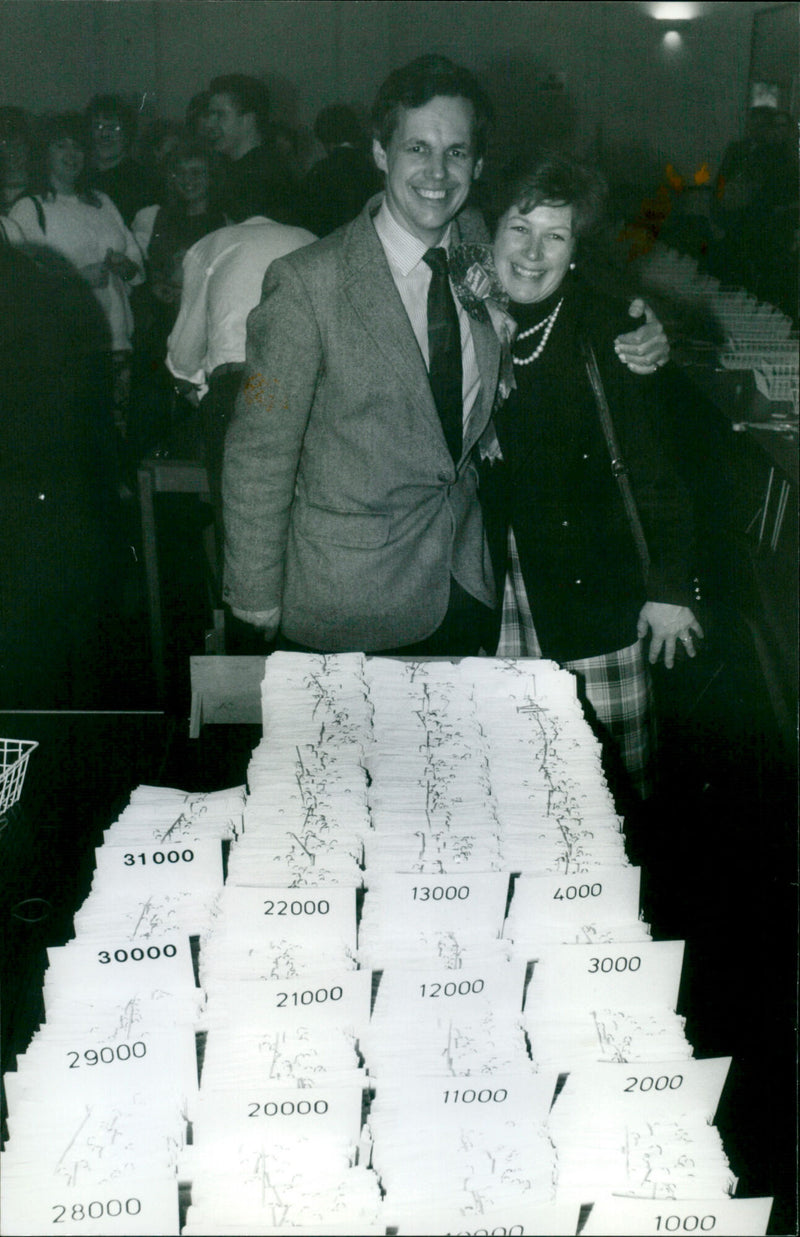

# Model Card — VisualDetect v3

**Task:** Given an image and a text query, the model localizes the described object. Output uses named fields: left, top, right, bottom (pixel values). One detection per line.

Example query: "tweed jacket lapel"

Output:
left=342, top=198, right=501, bottom=465
left=342, top=201, right=438, bottom=421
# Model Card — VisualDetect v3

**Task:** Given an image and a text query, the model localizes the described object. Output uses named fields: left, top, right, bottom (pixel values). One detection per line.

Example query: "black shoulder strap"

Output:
left=18, top=194, right=46, bottom=234
left=580, top=333, right=651, bottom=580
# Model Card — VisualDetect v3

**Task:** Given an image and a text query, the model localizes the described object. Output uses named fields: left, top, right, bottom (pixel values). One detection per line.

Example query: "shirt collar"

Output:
left=374, top=198, right=453, bottom=276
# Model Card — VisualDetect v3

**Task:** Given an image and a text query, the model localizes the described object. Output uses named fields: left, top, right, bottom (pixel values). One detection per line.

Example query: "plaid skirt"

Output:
left=496, top=530, right=655, bottom=798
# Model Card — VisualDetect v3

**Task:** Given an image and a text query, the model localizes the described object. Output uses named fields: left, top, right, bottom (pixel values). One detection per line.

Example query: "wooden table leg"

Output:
left=137, top=464, right=165, bottom=704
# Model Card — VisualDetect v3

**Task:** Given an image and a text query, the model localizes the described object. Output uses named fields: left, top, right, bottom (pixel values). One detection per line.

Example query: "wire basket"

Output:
left=0, top=738, right=38, bottom=816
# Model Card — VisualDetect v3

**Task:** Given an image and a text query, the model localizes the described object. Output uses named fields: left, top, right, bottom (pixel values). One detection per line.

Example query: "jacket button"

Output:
left=37, top=492, right=46, bottom=501
left=582, top=453, right=589, bottom=460
left=574, top=578, right=582, bottom=585
left=437, top=472, right=449, bottom=483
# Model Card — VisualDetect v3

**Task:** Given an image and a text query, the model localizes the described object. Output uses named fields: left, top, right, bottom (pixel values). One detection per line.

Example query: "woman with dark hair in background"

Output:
left=132, top=135, right=227, bottom=307
left=453, top=152, right=702, bottom=799
left=8, top=112, right=143, bottom=444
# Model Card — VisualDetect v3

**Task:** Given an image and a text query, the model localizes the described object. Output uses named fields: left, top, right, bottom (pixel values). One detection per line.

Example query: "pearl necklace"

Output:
left=512, top=298, right=563, bottom=366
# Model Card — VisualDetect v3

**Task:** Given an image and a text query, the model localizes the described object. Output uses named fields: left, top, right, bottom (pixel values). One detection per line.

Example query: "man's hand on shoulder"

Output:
left=614, top=298, right=670, bottom=374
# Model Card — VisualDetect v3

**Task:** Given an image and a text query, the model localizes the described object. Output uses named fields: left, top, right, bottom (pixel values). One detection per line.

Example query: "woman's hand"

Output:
left=614, top=299, right=669, bottom=374
left=637, top=602, right=704, bottom=668
left=81, top=261, right=110, bottom=288
left=104, top=248, right=139, bottom=282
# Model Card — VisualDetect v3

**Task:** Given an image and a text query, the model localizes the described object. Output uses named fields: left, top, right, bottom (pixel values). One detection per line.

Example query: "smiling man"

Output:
left=222, top=55, right=664, bottom=656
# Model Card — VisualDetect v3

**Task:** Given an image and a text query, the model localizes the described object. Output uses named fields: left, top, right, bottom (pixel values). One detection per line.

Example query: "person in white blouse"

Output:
left=9, top=113, right=143, bottom=440
left=9, top=113, right=143, bottom=355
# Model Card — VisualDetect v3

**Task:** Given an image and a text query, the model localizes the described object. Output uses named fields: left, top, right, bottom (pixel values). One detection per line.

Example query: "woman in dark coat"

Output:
left=454, top=154, right=702, bottom=797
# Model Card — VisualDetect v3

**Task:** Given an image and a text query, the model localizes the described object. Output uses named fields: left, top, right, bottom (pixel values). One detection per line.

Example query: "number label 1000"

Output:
left=655, top=1217, right=716, bottom=1232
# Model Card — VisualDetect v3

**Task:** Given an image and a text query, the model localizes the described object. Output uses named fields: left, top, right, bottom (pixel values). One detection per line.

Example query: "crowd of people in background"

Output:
left=0, top=77, right=384, bottom=473
left=1, top=75, right=795, bottom=477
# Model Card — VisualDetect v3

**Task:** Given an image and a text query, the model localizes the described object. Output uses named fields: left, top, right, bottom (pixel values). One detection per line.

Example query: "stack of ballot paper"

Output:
left=360, top=1008, right=532, bottom=1083
left=461, top=658, right=628, bottom=872
left=364, top=658, right=504, bottom=872
left=185, top=860, right=382, bottom=1233
left=371, top=1071, right=560, bottom=1226
left=232, top=653, right=373, bottom=888
left=105, top=784, right=246, bottom=845
left=182, top=1136, right=384, bottom=1235
left=0, top=782, right=243, bottom=1235
left=549, top=1057, right=737, bottom=1203
left=1, top=656, right=774, bottom=1236
left=358, top=871, right=511, bottom=969
left=199, top=884, right=358, bottom=984
left=504, top=866, right=647, bottom=950
left=227, top=745, right=370, bottom=887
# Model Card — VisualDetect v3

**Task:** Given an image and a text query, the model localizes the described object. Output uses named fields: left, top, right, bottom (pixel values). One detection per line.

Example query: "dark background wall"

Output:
left=1, top=1, right=795, bottom=191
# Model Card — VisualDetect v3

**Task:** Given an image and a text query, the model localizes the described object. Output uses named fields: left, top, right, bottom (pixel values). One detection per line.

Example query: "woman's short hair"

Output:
left=31, top=113, right=99, bottom=204
left=487, top=152, right=608, bottom=238
left=371, top=55, right=493, bottom=159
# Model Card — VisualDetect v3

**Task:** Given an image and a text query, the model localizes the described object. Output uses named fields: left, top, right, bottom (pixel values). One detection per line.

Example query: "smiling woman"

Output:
left=493, top=201, right=576, bottom=305
left=472, top=151, right=702, bottom=798
left=8, top=113, right=143, bottom=354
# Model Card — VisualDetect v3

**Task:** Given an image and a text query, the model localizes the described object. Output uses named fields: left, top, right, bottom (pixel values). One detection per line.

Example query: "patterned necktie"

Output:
left=423, top=247, right=463, bottom=462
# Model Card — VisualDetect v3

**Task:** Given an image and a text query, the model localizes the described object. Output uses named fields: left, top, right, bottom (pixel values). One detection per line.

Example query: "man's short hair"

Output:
left=371, top=55, right=493, bottom=159
left=209, top=74, right=270, bottom=138
left=85, top=93, right=136, bottom=146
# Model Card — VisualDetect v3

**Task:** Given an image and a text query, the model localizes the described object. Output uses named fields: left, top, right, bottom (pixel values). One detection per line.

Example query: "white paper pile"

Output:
left=358, top=871, right=511, bottom=969
left=550, top=1058, right=736, bottom=1203
left=199, top=967, right=370, bottom=1091
left=364, top=658, right=504, bottom=872
left=0, top=1097, right=182, bottom=1236
left=103, top=784, right=246, bottom=846
left=231, top=653, right=373, bottom=887
left=182, top=1133, right=384, bottom=1235
left=460, top=658, right=628, bottom=872
left=186, top=749, right=381, bottom=1237
left=199, top=884, right=358, bottom=984
left=526, top=1006, right=693, bottom=1068
left=360, top=1008, right=532, bottom=1083
left=637, top=242, right=799, bottom=414
left=0, top=780, right=240, bottom=1236
left=371, top=1071, right=560, bottom=1228
left=504, top=866, right=648, bottom=952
